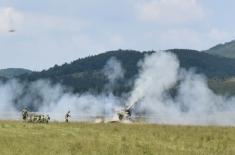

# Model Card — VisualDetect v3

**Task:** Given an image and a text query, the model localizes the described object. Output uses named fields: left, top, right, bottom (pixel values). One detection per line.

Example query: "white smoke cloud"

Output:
left=103, top=57, right=125, bottom=89
left=0, top=58, right=125, bottom=121
left=127, top=51, right=179, bottom=109
left=0, top=79, right=122, bottom=121
left=128, top=51, right=235, bottom=126
left=0, top=80, right=22, bottom=119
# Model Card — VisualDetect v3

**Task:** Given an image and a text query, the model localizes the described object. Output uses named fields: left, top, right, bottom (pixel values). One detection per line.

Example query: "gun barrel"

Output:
left=126, top=102, right=136, bottom=110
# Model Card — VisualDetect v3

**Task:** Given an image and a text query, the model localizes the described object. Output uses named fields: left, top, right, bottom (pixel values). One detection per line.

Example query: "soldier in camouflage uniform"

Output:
left=118, top=108, right=132, bottom=121
left=45, top=115, right=50, bottom=123
left=22, top=108, right=28, bottom=121
left=65, top=111, right=71, bottom=123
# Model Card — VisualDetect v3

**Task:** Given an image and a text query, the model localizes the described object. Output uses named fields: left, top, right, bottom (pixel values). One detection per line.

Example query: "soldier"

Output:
left=38, top=115, right=42, bottom=123
left=41, top=115, right=49, bottom=123
left=45, top=115, right=50, bottom=123
left=22, top=108, right=28, bottom=121
left=125, top=109, right=131, bottom=117
left=118, top=112, right=124, bottom=120
left=65, top=111, right=71, bottom=123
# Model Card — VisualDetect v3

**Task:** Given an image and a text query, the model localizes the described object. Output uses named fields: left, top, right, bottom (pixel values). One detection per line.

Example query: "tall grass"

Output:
left=0, top=121, right=234, bottom=155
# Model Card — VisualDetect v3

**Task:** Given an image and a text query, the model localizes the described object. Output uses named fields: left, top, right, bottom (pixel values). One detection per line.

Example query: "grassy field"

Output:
left=0, top=121, right=235, bottom=155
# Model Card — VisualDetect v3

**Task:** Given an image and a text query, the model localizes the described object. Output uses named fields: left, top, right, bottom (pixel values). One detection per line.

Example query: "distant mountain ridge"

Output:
left=0, top=68, right=32, bottom=78
left=205, top=40, right=235, bottom=58
left=17, top=49, right=235, bottom=95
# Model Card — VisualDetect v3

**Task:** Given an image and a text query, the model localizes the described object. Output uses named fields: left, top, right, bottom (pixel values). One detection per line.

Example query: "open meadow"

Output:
left=0, top=121, right=235, bottom=155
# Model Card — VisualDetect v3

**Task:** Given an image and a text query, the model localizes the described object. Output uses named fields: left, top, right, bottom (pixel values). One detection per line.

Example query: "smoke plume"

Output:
left=0, top=57, right=124, bottom=121
left=128, top=51, right=235, bottom=126
left=103, top=57, right=124, bottom=86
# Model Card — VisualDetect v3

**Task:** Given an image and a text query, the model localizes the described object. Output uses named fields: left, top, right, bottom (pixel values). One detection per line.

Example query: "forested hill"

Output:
left=23, top=50, right=144, bottom=81
left=0, top=68, right=32, bottom=78
left=18, top=49, right=235, bottom=95
left=170, top=49, right=235, bottom=78
left=205, top=40, right=235, bottom=58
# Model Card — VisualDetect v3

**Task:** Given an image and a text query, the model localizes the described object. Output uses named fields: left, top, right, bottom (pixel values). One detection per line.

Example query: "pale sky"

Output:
left=0, top=0, right=234, bottom=71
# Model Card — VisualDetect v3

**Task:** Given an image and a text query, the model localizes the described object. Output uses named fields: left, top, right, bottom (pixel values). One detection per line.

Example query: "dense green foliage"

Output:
left=208, top=78, right=235, bottom=96
left=0, top=121, right=235, bottom=155
left=171, top=49, right=235, bottom=78
left=205, top=40, right=235, bottom=58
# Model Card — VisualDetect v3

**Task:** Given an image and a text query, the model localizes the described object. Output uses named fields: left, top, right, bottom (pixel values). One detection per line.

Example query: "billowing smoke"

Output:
left=127, top=51, right=179, bottom=109
left=1, top=52, right=235, bottom=125
left=42, top=57, right=125, bottom=120
left=0, top=57, right=124, bottom=121
left=128, top=51, right=235, bottom=126
left=0, top=80, right=22, bottom=119
left=103, top=57, right=124, bottom=87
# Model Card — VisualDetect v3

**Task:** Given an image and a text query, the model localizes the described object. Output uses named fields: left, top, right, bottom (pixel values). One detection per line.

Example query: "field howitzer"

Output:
left=117, top=101, right=136, bottom=121
left=22, top=110, right=50, bottom=123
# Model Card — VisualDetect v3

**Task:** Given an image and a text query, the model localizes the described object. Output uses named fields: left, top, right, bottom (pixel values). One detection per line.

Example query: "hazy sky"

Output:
left=0, top=0, right=234, bottom=70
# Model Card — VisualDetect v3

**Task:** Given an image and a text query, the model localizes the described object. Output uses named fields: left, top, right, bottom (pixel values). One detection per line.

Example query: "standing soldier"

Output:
left=22, top=107, right=28, bottom=121
left=65, top=111, right=71, bottom=123
left=45, top=115, right=50, bottom=123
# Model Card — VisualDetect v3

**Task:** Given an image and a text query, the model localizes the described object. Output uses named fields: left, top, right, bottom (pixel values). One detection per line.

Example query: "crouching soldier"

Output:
left=65, top=111, right=71, bottom=123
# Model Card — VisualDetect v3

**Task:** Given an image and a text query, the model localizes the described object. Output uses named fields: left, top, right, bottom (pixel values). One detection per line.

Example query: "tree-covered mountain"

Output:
left=21, top=50, right=144, bottom=95
left=171, top=49, right=235, bottom=78
left=205, top=40, right=235, bottom=58
left=18, top=49, right=235, bottom=95
left=0, top=68, right=32, bottom=78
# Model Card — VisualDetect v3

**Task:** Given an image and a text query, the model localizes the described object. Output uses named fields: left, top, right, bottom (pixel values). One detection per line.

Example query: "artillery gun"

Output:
left=22, top=109, right=50, bottom=123
left=108, top=101, right=138, bottom=123
left=27, top=113, right=50, bottom=123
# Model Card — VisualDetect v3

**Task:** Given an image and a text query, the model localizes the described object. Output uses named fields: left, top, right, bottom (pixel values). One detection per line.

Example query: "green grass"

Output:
left=0, top=121, right=235, bottom=155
